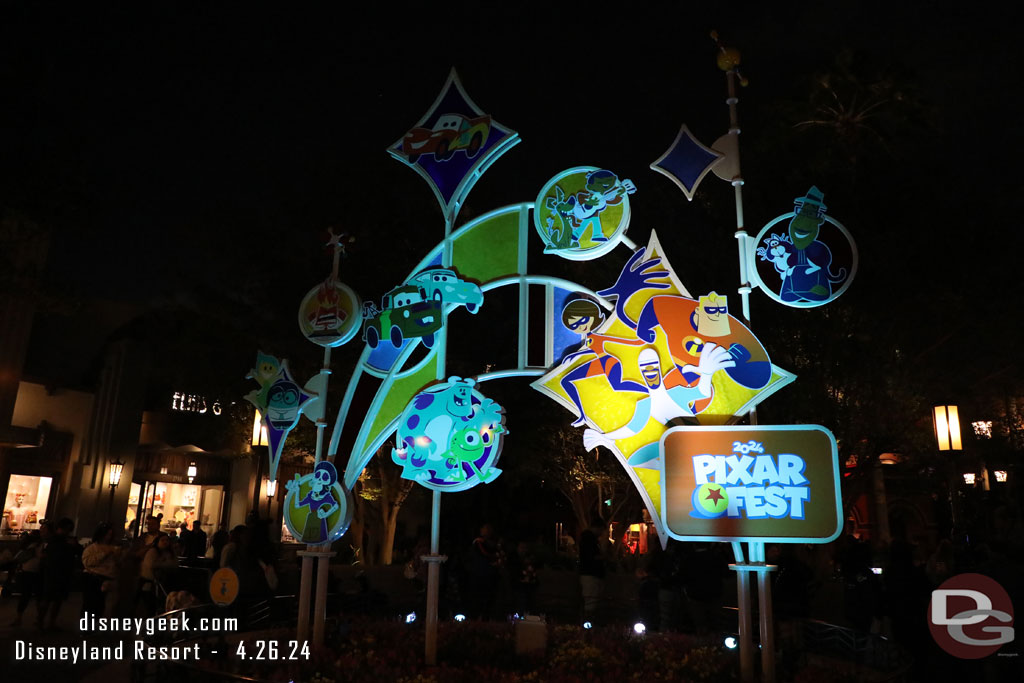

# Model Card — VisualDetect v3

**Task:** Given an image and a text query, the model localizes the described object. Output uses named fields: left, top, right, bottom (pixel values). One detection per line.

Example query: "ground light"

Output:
left=583, top=621, right=593, bottom=630
left=453, top=614, right=466, bottom=622
left=724, top=636, right=738, bottom=649
left=633, top=622, right=646, bottom=635
left=405, top=612, right=417, bottom=624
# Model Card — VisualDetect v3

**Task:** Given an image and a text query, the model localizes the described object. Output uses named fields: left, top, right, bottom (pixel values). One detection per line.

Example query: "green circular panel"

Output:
left=533, top=166, right=634, bottom=261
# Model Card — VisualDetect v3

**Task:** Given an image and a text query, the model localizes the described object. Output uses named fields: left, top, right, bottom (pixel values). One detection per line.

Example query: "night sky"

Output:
left=2, top=4, right=1022, bottom=412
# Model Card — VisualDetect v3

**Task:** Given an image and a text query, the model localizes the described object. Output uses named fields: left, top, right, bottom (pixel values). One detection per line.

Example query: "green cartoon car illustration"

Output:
left=362, top=284, right=443, bottom=349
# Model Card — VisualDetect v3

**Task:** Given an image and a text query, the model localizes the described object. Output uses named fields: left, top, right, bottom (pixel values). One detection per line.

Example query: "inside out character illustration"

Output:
left=285, top=461, right=341, bottom=543
left=266, top=379, right=303, bottom=430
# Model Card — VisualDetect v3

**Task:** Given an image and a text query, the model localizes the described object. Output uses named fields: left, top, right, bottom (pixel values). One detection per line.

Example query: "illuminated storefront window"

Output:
left=2, top=475, right=53, bottom=536
left=130, top=480, right=225, bottom=537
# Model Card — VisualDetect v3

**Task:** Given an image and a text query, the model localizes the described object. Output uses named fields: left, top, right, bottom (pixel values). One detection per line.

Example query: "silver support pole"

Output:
left=296, top=549, right=314, bottom=640
left=730, top=542, right=755, bottom=683
left=424, top=490, right=446, bottom=665
left=313, top=551, right=335, bottom=646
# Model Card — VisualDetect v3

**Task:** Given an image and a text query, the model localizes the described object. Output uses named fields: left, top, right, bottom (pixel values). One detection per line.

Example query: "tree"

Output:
left=347, top=448, right=415, bottom=566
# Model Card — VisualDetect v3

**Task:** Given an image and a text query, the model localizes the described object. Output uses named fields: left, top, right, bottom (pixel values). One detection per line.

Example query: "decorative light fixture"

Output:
left=933, top=405, right=962, bottom=451
left=265, top=477, right=277, bottom=498
left=159, top=466, right=168, bottom=475
left=633, top=622, right=647, bottom=635
left=963, top=472, right=976, bottom=486
left=108, top=459, right=125, bottom=489
left=972, top=421, right=993, bottom=438
left=878, top=453, right=900, bottom=466
left=251, top=410, right=268, bottom=447
left=187, top=461, right=197, bottom=484
left=995, top=470, right=1008, bottom=483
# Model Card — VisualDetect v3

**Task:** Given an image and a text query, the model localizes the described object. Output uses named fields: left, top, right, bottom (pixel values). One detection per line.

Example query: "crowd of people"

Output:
left=1, top=511, right=281, bottom=630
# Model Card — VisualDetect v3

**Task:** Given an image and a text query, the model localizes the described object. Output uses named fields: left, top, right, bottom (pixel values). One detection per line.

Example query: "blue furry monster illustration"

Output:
left=392, top=377, right=504, bottom=483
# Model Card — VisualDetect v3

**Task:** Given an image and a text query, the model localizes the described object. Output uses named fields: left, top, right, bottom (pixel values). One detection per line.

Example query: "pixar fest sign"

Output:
left=660, top=425, right=842, bottom=543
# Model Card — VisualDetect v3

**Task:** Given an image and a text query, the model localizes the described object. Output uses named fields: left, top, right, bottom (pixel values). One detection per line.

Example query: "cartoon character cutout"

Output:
left=391, top=377, right=506, bottom=492
left=754, top=187, right=852, bottom=305
left=282, top=461, right=352, bottom=545
left=535, top=167, right=636, bottom=259
left=243, top=352, right=317, bottom=482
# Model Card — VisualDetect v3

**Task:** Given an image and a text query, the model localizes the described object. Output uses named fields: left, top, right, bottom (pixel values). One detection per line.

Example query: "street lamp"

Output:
left=266, top=478, right=277, bottom=498
left=933, top=405, right=962, bottom=451
left=934, top=404, right=963, bottom=539
left=251, top=410, right=268, bottom=447
left=108, top=458, right=124, bottom=518
left=187, top=461, right=197, bottom=484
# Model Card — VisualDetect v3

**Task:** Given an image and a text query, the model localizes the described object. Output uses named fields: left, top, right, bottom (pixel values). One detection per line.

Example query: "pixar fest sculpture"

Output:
left=247, top=43, right=853, bottom=678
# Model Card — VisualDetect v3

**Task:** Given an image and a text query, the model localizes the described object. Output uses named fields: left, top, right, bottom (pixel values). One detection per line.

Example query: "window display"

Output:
left=2, top=474, right=52, bottom=535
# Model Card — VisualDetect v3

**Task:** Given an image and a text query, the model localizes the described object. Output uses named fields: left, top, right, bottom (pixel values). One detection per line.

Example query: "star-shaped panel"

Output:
left=532, top=232, right=795, bottom=543
left=388, top=69, right=520, bottom=220
left=650, top=125, right=723, bottom=201
left=244, top=353, right=318, bottom=482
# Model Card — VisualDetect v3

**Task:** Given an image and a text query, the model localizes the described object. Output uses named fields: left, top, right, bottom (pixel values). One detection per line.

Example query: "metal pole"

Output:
left=730, top=542, right=755, bottom=683
left=297, top=550, right=314, bottom=640
left=313, top=551, right=335, bottom=646
left=424, top=490, right=446, bottom=665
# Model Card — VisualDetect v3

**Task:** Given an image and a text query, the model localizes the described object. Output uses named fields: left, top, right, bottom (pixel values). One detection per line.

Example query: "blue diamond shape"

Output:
left=650, top=125, right=723, bottom=201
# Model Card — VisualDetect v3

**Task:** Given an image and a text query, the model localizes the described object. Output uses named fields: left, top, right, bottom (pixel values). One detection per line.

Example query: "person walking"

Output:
left=81, top=522, right=121, bottom=617
left=38, top=517, right=79, bottom=630
left=9, top=527, right=46, bottom=626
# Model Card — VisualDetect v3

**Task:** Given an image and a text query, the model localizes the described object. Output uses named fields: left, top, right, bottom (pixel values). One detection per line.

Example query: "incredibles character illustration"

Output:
left=636, top=292, right=772, bottom=391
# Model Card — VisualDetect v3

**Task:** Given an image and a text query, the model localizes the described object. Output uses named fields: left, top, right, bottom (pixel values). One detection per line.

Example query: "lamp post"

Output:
left=251, top=410, right=268, bottom=516
left=108, top=458, right=124, bottom=519
left=264, top=476, right=277, bottom=518
left=933, top=405, right=963, bottom=539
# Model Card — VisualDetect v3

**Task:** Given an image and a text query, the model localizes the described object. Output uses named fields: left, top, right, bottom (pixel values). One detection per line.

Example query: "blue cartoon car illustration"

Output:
left=408, top=268, right=483, bottom=313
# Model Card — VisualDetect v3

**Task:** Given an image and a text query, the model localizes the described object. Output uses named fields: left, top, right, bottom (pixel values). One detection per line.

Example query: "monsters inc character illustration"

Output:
left=392, top=377, right=505, bottom=487
left=582, top=344, right=736, bottom=469
left=757, top=187, right=847, bottom=303
left=285, top=461, right=341, bottom=544
left=544, top=169, right=636, bottom=250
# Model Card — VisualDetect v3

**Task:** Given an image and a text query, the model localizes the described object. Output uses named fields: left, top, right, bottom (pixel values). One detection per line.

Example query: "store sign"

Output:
left=660, top=425, right=841, bottom=543
left=171, top=392, right=222, bottom=415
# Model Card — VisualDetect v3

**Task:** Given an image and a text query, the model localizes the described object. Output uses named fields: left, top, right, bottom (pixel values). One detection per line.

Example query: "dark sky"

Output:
left=2, top=3, right=1022, bottom=400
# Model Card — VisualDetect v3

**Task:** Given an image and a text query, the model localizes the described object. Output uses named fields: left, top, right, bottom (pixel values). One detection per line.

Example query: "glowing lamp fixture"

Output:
left=962, top=472, right=976, bottom=486
left=583, top=621, right=593, bottom=630
left=633, top=622, right=646, bottom=635
left=108, top=459, right=125, bottom=489
left=187, top=461, right=197, bottom=484
left=995, top=470, right=1008, bottom=483
left=933, top=405, right=962, bottom=451
left=454, top=614, right=466, bottom=622
left=724, top=636, right=738, bottom=650
left=265, top=478, right=277, bottom=498
left=159, top=466, right=168, bottom=475
left=404, top=611, right=417, bottom=624
left=251, top=411, right=268, bottom=447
